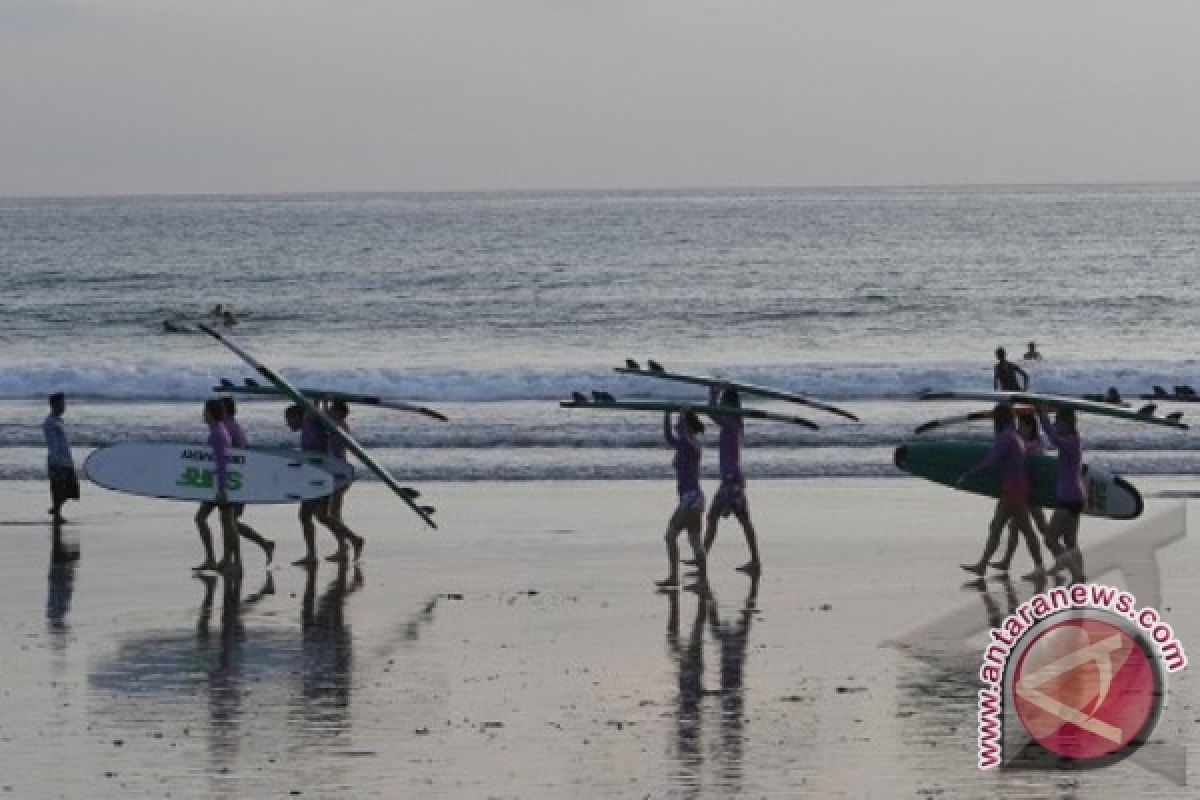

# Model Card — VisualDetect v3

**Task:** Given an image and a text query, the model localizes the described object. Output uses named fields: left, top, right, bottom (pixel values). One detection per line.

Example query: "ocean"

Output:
left=3, top=185, right=1200, bottom=483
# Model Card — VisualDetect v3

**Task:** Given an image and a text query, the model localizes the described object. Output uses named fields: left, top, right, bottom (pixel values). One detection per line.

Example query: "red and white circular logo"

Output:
left=1013, top=616, right=1162, bottom=762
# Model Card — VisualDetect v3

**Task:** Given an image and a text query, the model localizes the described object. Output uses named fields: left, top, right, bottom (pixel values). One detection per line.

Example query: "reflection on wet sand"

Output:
left=663, top=576, right=760, bottom=797
left=291, top=562, right=363, bottom=745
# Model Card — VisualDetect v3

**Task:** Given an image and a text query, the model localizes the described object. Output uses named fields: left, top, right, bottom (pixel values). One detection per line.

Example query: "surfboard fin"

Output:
left=219, top=378, right=235, bottom=388
left=1167, top=411, right=1184, bottom=423
left=647, top=359, right=664, bottom=372
left=1137, top=404, right=1156, bottom=416
left=592, top=390, right=616, bottom=403
left=245, top=378, right=260, bottom=387
left=625, top=359, right=639, bottom=369
left=418, top=505, right=436, bottom=516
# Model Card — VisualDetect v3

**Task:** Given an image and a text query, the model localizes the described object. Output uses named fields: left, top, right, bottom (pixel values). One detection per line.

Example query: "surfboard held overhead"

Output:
left=560, top=392, right=820, bottom=429
left=615, top=358, right=859, bottom=421
left=917, top=389, right=1188, bottom=430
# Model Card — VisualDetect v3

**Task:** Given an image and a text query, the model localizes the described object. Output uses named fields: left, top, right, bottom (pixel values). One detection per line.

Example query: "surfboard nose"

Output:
left=893, top=445, right=908, bottom=469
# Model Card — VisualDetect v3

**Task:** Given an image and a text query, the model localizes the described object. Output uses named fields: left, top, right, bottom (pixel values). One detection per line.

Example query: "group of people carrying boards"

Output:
left=42, top=391, right=364, bottom=574
left=195, top=395, right=364, bottom=573
left=958, top=346, right=1087, bottom=583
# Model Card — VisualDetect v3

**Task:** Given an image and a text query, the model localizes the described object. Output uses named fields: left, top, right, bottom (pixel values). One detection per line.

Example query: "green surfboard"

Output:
left=893, top=441, right=1142, bottom=520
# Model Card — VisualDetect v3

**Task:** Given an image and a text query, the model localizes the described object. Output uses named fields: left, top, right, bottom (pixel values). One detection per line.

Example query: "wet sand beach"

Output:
left=1, top=478, right=1198, bottom=798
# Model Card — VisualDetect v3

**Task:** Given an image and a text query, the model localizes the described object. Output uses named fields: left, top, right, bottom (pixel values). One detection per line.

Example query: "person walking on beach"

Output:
left=324, top=399, right=356, bottom=560
left=994, top=348, right=1029, bottom=391
left=988, top=412, right=1048, bottom=575
left=193, top=398, right=241, bottom=572
left=701, top=385, right=761, bottom=575
left=956, top=404, right=1040, bottom=577
left=657, top=409, right=707, bottom=589
left=42, top=392, right=79, bottom=524
left=1033, top=406, right=1087, bottom=583
left=285, top=404, right=364, bottom=566
left=216, top=397, right=275, bottom=564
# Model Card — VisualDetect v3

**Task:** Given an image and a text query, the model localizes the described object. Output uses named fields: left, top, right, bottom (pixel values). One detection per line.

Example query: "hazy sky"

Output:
left=3, top=0, right=1200, bottom=195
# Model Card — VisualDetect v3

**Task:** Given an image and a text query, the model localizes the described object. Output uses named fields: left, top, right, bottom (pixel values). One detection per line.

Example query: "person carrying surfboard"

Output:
left=1032, top=406, right=1087, bottom=583
left=285, top=404, right=364, bottom=566
left=325, top=399, right=356, bottom=559
left=701, top=385, right=761, bottom=575
left=657, top=409, right=707, bottom=589
left=988, top=413, right=1049, bottom=575
left=956, top=404, right=1041, bottom=577
left=993, top=348, right=1029, bottom=391
left=218, top=397, right=275, bottom=565
left=192, top=398, right=241, bottom=573
left=42, top=392, right=79, bottom=524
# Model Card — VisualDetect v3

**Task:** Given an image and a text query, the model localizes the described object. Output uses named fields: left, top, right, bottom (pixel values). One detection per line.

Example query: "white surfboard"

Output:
left=84, top=443, right=351, bottom=504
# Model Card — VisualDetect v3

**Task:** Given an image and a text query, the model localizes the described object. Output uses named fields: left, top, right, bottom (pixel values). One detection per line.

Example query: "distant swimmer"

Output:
left=221, top=310, right=238, bottom=327
left=988, top=413, right=1048, bottom=575
left=956, top=404, right=1040, bottom=578
left=162, top=319, right=190, bottom=334
left=1031, top=406, right=1087, bottom=583
left=207, top=304, right=237, bottom=326
left=656, top=409, right=707, bottom=589
left=42, top=392, right=79, bottom=525
left=1022, top=341, right=1043, bottom=361
left=701, top=385, right=761, bottom=576
left=993, top=347, right=1029, bottom=391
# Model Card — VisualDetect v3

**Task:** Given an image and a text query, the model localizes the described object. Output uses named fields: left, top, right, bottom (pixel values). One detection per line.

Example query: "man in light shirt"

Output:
left=43, top=392, right=79, bottom=524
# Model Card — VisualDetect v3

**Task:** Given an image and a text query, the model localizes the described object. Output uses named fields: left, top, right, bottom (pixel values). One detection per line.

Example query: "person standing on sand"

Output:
left=285, top=404, right=364, bottom=566
left=994, top=347, right=1029, bottom=391
left=988, top=412, right=1049, bottom=575
left=657, top=409, right=707, bottom=589
left=42, top=392, right=79, bottom=524
left=193, top=398, right=241, bottom=573
left=325, top=399, right=357, bottom=560
left=700, top=385, right=761, bottom=575
left=956, top=404, right=1040, bottom=577
left=1031, top=406, right=1087, bottom=583
left=216, top=397, right=275, bottom=564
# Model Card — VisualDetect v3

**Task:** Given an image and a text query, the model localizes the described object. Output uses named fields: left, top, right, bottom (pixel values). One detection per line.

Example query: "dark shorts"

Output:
left=710, top=478, right=748, bottom=519
left=49, top=465, right=80, bottom=501
left=300, top=497, right=329, bottom=515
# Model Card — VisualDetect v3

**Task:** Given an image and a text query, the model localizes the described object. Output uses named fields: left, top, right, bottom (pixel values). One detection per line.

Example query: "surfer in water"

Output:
left=988, top=412, right=1048, bottom=575
left=1023, top=342, right=1043, bottom=361
left=657, top=409, right=707, bottom=589
left=1032, top=406, right=1087, bottom=582
left=699, top=385, right=761, bottom=575
left=285, top=404, right=364, bottom=566
left=994, top=347, right=1029, bottom=391
left=193, top=398, right=241, bottom=573
left=218, top=397, right=275, bottom=564
left=42, top=392, right=79, bottom=524
left=956, top=404, right=1040, bottom=577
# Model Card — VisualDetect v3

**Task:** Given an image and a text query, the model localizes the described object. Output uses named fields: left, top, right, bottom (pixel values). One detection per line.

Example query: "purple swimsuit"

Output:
left=664, top=414, right=701, bottom=496
left=208, top=421, right=232, bottom=492
left=224, top=418, right=248, bottom=449
left=963, top=425, right=1028, bottom=499
left=1039, top=412, right=1086, bottom=505
left=709, top=387, right=745, bottom=483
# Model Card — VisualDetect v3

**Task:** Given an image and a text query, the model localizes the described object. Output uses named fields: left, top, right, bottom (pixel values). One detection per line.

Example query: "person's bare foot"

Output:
left=263, top=540, right=276, bottom=566
left=988, top=561, right=1010, bottom=573
left=192, top=560, right=219, bottom=572
left=655, top=577, right=679, bottom=588
left=325, top=550, right=348, bottom=562
left=960, top=563, right=985, bottom=577
left=351, top=535, right=365, bottom=562
left=292, top=556, right=317, bottom=567
left=736, top=561, right=761, bottom=575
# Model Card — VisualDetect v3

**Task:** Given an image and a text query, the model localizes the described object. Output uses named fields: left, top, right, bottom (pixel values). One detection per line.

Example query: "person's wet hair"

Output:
left=285, top=404, right=304, bottom=421
left=720, top=387, right=741, bottom=408
left=220, top=396, right=237, bottom=417
left=1057, top=407, right=1078, bottom=433
left=331, top=399, right=349, bottom=418
left=204, top=397, right=226, bottom=422
left=682, top=409, right=704, bottom=434
left=995, top=347, right=1006, bottom=361
left=48, top=392, right=65, bottom=409
left=992, top=403, right=1014, bottom=434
